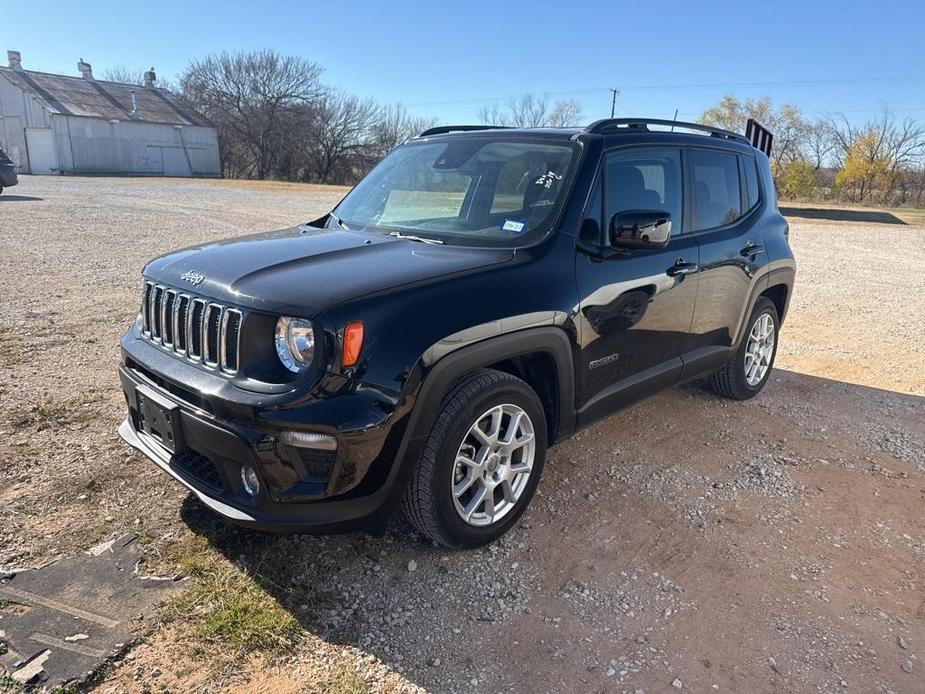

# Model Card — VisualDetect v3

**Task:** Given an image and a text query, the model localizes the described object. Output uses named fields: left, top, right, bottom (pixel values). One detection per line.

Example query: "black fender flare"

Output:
left=410, top=326, right=576, bottom=443
left=375, top=326, right=577, bottom=520
left=733, top=264, right=795, bottom=350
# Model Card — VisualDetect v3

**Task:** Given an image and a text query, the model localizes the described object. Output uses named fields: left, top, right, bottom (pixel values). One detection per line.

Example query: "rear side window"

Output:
left=605, top=147, right=683, bottom=234
left=742, top=155, right=761, bottom=210
left=691, top=149, right=742, bottom=230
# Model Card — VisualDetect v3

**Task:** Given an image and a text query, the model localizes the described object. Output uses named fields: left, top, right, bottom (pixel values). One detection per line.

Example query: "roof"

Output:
left=414, top=120, right=761, bottom=155
left=0, top=67, right=211, bottom=127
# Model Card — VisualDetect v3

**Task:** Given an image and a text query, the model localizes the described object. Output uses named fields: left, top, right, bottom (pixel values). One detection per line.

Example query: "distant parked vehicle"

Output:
left=0, top=147, right=17, bottom=194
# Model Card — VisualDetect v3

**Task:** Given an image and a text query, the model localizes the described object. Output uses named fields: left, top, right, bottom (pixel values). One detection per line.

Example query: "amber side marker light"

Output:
left=342, top=321, right=364, bottom=367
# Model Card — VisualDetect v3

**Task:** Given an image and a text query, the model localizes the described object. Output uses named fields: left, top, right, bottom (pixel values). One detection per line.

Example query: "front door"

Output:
left=575, top=146, right=698, bottom=426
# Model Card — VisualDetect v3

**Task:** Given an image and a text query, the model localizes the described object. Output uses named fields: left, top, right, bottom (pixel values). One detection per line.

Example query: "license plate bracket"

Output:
left=135, top=384, right=184, bottom=454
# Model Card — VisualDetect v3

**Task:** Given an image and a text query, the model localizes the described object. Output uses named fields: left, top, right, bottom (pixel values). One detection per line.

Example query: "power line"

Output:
left=405, top=75, right=925, bottom=108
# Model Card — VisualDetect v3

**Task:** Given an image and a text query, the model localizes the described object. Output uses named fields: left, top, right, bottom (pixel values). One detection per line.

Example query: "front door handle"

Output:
left=667, top=262, right=699, bottom=277
left=740, top=241, right=765, bottom=257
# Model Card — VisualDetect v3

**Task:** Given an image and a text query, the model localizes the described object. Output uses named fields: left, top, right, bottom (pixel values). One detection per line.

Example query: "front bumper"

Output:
left=119, top=417, right=259, bottom=523
left=117, top=345, right=411, bottom=533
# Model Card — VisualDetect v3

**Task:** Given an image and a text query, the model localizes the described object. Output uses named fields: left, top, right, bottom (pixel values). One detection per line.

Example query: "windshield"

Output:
left=333, top=137, right=578, bottom=245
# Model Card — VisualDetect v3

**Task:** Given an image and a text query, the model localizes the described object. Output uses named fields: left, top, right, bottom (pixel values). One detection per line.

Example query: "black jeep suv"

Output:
left=119, top=118, right=795, bottom=548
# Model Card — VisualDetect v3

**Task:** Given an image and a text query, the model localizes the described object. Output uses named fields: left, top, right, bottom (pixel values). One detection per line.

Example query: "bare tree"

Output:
left=508, top=93, right=550, bottom=128
left=308, top=92, right=381, bottom=184
left=101, top=66, right=176, bottom=91
left=804, top=121, right=836, bottom=170
left=477, top=93, right=584, bottom=128
left=476, top=102, right=507, bottom=126
left=180, top=50, right=326, bottom=179
left=101, top=66, right=144, bottom=84
left=547, top=98, right=584, bottom=127
left=370, top=103, right=437, bottom=158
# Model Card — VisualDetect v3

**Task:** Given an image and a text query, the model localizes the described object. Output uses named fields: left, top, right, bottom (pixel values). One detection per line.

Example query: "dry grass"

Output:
left=113, top=176, right=352, bottom=196
left=6, top=392, right=102, bottom=431
left=161, top=537, right=300, bottom=653
left=0, top=324, right=21, bottom=366
left=781, top=199, right=925, bottom=225
left=323, top=669, right=372, bottom=694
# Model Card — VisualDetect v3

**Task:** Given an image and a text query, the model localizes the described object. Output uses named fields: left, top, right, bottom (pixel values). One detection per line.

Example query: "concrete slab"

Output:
left=0, top=534, right=182, bottom=688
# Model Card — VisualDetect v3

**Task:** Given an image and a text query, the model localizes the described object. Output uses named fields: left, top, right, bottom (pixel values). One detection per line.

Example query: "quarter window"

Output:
left=742, top=155, right=761, bottom=210
left=691, top=150, right=742, bottom=230
left=580, top=176, right=603, bottom=243
left=604, top=148, right=683, bottom=235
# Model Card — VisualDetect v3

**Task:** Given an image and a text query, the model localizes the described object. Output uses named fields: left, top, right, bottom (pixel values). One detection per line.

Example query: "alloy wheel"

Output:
left=451, top=404, right=536, bottom=527
left=744, top=312, right=775, bottom=386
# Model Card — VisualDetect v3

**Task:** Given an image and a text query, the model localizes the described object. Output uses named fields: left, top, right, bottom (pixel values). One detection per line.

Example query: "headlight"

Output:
left=275, top=317, right=315, bottom=372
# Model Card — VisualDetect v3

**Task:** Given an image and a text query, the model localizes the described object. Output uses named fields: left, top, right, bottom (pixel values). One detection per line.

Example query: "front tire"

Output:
left=708, top=297, right=779, bottom=400
left=402, top=368, right=547, bottom=548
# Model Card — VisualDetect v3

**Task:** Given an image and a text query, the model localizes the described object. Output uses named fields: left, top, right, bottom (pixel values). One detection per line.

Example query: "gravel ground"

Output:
left=1, top=176, right=924, bottom=693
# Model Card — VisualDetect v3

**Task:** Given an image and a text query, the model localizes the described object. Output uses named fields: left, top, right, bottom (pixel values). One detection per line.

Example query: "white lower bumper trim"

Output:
left=118, top=417, right=256, bottom=522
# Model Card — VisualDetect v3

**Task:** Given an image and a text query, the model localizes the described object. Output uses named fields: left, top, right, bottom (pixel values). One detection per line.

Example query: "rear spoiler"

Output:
left=745, top=119, right=773, bottom=157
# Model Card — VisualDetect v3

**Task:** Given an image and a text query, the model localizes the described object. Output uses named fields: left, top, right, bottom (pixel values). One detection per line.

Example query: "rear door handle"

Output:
left=740, top=242, right=765, bottom=257
left=667, top=262, right=699, bottom=277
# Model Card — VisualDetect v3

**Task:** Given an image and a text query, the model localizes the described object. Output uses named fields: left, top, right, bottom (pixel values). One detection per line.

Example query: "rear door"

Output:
left=575, top=146, right=699, bottom=425
left=686, top=148, right=767, bottom=371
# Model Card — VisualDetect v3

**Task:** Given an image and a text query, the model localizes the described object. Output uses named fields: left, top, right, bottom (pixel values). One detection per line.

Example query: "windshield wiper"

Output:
left=387, top=231, right=444, bottom=245
left=329, top=212, right=351, bottom=231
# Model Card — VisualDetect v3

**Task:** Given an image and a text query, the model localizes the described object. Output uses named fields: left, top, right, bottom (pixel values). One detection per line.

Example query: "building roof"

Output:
left=0, top=67, right=211, bottom=127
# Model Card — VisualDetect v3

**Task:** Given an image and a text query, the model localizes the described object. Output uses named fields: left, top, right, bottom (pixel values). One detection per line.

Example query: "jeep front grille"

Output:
left=140, top=281, right=243, bottom=375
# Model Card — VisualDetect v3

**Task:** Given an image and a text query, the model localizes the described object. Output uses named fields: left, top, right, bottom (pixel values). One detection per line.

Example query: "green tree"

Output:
left=779, top=160, right=818, bottom=200
left=700, top=96, right=809, bottom=175
left=834, top=132, right=890, bottom=202
left=827, top=110, right=925, bottom=203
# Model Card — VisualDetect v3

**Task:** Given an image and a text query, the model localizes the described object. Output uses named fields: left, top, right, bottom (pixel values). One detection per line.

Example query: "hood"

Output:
left=143, top=225, right=514, bottom=317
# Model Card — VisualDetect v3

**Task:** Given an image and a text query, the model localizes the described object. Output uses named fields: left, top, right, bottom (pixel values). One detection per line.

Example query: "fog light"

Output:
left=241, top=465, right=260, bottom=496
left=280, top=431, right=337, bottom=451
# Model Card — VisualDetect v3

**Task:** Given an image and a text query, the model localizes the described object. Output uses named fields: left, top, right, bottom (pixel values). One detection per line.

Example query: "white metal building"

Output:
left=0, top=51, right=220, bottom=176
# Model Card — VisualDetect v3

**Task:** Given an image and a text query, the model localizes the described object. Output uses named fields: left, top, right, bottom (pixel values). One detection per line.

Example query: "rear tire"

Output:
left=708, top=297, right=779, bottom=400
left=402, top=368, right=547, bottom=548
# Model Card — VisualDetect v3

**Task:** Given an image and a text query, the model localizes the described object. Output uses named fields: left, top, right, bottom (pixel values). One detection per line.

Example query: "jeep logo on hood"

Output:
left=181, top=270, right=205, bottom=286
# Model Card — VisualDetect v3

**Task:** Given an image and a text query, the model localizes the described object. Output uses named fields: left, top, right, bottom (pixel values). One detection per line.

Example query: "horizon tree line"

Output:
left=103, top=50, right=925, bottom=205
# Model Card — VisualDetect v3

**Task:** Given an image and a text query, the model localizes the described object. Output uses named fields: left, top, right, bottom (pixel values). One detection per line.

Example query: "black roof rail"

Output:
left=417, top=124, right=512, bottom=138
left=585, top=118, right=750, bottom=144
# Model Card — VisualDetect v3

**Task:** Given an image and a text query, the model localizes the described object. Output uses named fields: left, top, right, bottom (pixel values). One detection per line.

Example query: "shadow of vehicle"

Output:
left=0, top=195, right=43, bottom=202
left=175, top=369, right=925, bottom=693
left=780, top=206, right=906, bottom=225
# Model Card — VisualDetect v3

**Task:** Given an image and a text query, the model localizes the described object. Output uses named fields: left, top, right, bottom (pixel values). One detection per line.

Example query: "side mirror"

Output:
left=610, top=211, right=672, bottom=249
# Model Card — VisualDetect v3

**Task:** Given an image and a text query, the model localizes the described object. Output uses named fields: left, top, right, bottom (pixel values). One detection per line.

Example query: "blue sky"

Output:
left=3, top=0, right=923, bottom=126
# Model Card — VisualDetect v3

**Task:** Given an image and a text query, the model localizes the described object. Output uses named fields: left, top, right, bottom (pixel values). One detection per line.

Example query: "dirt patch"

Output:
left=1, top=175, right=923, bottom=693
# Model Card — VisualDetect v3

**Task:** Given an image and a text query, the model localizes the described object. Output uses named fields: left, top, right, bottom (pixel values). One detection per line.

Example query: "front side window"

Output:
left=333, top=137, right=578, bottom=246
left=691, top=149, right=742, bottom=230
left=604, top=148, right=683, bottom=236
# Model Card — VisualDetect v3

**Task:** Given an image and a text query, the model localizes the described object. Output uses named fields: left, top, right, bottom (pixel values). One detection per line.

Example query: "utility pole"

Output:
left=610, top=88, right=620, bottom=118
